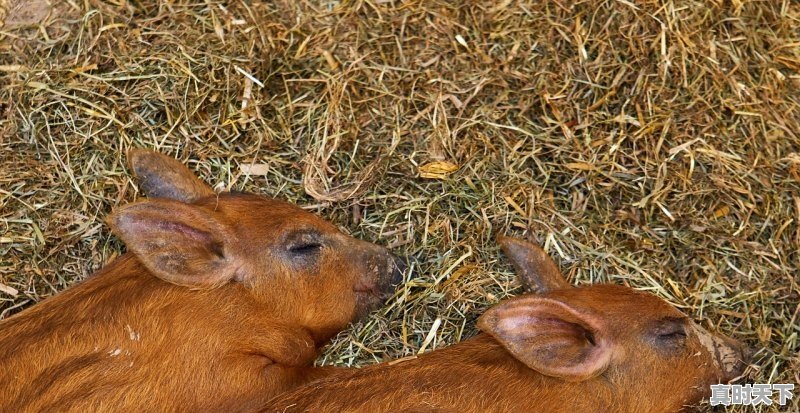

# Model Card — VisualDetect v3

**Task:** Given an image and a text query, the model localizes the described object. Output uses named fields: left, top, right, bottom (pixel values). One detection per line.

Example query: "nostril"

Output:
left=390, top=255, right=411, bottom=283
left=741, top=345, right=755, bottom=363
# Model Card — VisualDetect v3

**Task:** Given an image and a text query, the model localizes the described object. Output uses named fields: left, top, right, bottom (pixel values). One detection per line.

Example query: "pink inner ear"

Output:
left=499, top=315, right=592, bottom=345
left=479, top=297, right=613, bottom=381
left=153, top=220, right=216, bottom=245
left=110, top=199, right=237, bottom=288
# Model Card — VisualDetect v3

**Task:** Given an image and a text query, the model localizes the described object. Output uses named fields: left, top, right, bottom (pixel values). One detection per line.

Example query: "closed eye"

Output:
left=289, top=242, right=322, bottom=254
left=650, top=317, right=689, bottom=353
left=658, top=330, right=687, bottom=340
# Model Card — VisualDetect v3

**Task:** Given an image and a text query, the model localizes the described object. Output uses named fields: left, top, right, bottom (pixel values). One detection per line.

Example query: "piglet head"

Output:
left=478, top=236, right=751, bottom=411
left=108, top=149, right=405, bottom=344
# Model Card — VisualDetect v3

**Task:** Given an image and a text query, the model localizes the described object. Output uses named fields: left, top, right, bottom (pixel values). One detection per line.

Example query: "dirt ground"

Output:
left=1, top=1, right=798, bottom=411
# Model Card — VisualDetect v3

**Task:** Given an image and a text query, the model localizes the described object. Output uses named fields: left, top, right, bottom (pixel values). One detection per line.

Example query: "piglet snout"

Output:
left=693, top=322, right=751, bottom=382
left=716, top=333, right=752, bottom=381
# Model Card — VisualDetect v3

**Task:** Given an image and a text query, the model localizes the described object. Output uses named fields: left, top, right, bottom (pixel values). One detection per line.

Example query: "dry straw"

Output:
left=1, top=0, right=798, bottom=411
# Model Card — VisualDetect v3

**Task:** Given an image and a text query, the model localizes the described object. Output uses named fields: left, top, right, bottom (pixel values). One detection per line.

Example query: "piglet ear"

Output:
left=477, top=296, right=612, bottom=382
left=497, top=236, right=571, bottom=293
left=108, top=199, right=239, bottom=289
left=128, top=148, right=215, bottom=203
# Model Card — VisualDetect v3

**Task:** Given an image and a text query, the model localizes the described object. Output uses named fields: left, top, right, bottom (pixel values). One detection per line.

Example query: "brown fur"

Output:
left=261, top=238, right=749, bottom=413
left=0, top=151, right=403, bottom=412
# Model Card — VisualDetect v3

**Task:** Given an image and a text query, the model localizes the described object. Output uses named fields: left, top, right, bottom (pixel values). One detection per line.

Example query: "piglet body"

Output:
left=262, top=237, right=750, bottom=413
left=0, top=149, right=404, bottom=412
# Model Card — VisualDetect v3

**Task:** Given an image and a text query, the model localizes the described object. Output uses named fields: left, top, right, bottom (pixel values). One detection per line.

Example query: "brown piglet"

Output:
left=0, top=149, right=405, bottom=412
left=261, top=236, right=750, bottom=413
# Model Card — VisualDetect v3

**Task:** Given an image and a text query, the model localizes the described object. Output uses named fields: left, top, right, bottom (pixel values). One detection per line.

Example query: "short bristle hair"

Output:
left=1, top=1, right=798, bottom=411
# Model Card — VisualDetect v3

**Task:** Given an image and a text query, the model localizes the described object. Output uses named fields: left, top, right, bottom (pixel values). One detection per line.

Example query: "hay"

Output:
left=1, top=0, right=798, bottom=411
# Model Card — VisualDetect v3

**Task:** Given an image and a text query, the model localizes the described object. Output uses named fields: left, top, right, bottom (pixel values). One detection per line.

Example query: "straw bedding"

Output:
left=1, top=1, right=798, bottom=411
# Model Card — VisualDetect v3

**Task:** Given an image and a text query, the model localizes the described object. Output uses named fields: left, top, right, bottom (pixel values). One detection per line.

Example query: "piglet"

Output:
left=261, top=236, right=750, bottom=413
left=0, top=149, right=405, bottom=412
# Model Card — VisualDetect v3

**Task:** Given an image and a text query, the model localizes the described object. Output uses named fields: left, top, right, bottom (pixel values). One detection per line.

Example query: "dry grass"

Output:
left=1, top=0, right=798, bottom=411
